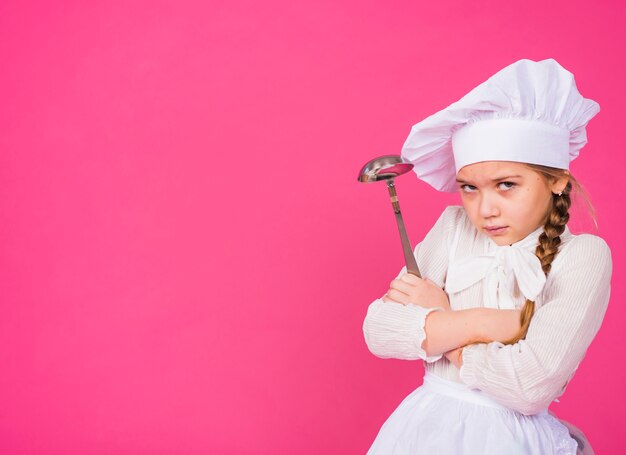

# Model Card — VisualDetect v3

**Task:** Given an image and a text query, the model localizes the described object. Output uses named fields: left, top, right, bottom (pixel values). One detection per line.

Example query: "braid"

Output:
left=502, top=181, right=572, bottom=345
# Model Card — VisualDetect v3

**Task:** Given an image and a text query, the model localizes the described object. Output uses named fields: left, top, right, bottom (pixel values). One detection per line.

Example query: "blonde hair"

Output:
left=502, top=164, right=596, bottom=345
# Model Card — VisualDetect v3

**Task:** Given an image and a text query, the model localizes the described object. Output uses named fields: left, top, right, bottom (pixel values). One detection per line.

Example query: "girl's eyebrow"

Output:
left=456, top=175, right=523, bottom=184
left=491, top=174, right=523, bottom=181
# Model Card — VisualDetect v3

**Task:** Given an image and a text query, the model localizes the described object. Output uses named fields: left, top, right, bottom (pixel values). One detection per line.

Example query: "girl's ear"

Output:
left=550, top=173, right=570, bottom=194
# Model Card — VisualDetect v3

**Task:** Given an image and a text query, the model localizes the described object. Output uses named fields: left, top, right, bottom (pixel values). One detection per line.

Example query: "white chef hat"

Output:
left=401, top=58, right=600, bottom=192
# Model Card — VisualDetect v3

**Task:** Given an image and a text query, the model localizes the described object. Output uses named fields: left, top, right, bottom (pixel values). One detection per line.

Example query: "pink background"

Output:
left=1, top=1, right=624, bottom=453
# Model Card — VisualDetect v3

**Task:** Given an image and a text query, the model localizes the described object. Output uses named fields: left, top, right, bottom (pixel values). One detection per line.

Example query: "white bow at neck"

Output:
left=445, top=225, right=559, bottom=310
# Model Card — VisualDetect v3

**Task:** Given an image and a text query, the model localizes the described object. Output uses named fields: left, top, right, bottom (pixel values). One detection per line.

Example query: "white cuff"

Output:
left=363, top=298, right=444, bottom=363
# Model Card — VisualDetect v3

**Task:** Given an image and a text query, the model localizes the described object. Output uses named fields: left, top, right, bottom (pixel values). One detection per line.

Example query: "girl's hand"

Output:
left=382, top=273, right=451, bottom=311
left=444, top=347, right=463, bottom=369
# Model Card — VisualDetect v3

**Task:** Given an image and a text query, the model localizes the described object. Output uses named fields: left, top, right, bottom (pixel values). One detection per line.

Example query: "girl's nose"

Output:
left=479, top=194, right=500, bottom=218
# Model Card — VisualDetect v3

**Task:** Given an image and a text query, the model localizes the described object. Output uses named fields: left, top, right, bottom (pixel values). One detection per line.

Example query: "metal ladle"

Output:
left=357, top=155, right=421, bottom=277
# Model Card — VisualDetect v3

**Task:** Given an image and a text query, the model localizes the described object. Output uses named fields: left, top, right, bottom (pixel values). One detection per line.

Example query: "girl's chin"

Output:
left=484, top=226, right=514, bottom=243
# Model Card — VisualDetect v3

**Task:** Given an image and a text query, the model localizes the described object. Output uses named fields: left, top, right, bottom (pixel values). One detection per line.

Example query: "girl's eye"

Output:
left=498, top=181, right=516, bottom=190
left=460, top=184, right=477, bottom=193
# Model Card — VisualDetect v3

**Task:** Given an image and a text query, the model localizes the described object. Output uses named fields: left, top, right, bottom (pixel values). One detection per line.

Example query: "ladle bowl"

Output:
left=358, top=155, right=414, bottom=183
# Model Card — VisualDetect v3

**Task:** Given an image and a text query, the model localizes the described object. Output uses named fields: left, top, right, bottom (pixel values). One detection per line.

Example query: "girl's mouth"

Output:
left=485, top=226, right=508, bottom=235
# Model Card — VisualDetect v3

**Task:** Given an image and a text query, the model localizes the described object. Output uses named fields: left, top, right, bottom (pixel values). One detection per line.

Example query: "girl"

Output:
left=363, top=59, right=612, bottom=454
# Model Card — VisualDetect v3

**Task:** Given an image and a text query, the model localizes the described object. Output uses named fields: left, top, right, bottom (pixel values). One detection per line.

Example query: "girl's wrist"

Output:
left=472, top=308, right=522, bottom=344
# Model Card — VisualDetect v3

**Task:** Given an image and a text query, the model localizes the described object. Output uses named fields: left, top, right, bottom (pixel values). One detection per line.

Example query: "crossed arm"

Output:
left=363, top=235, right=612, bottom=415
left=385, top=272, right=521, bottom=365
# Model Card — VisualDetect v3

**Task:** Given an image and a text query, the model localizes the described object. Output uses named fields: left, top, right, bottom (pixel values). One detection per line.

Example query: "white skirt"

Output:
left=367, top=371, right=579, bottom=455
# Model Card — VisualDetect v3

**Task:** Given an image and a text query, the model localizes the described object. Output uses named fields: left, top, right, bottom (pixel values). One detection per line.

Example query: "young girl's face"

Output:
left=456, top=161, right=565, bottom=246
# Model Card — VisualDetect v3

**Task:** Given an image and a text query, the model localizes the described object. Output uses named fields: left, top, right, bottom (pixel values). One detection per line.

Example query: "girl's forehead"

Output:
left=457, top=161, right=531, bottom=180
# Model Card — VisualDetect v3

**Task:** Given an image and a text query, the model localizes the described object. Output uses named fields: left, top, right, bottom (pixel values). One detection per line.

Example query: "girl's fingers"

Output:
left=400, top=273, right=422, bottom=284
left=386, top=289, right=410, bottom=304
left=390, top=278, right=414, bottom=294
left=382, top=294, right=404, bottom=305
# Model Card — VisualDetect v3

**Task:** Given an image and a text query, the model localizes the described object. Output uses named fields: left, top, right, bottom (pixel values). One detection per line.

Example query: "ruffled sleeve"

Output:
left=363, top=299, right=445, bottom=362
left=459, top=235, right=612, bottom=415
left=362, top=206, right=463, bottom=363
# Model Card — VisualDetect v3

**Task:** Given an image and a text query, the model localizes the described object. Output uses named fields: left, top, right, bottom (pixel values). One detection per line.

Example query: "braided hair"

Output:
left=502, top=165, right=583, bottom=345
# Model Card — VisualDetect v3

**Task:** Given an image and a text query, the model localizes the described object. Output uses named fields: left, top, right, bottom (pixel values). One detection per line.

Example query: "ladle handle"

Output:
left=387, top=181, right=422, bottom=278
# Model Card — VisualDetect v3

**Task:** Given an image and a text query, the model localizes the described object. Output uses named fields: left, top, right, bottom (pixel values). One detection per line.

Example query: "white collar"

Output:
left=446, top=224, right=571, bottom=309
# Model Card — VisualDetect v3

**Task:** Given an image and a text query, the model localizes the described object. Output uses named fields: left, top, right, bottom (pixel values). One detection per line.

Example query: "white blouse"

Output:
left=362, top=205, right=612, bottom=415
